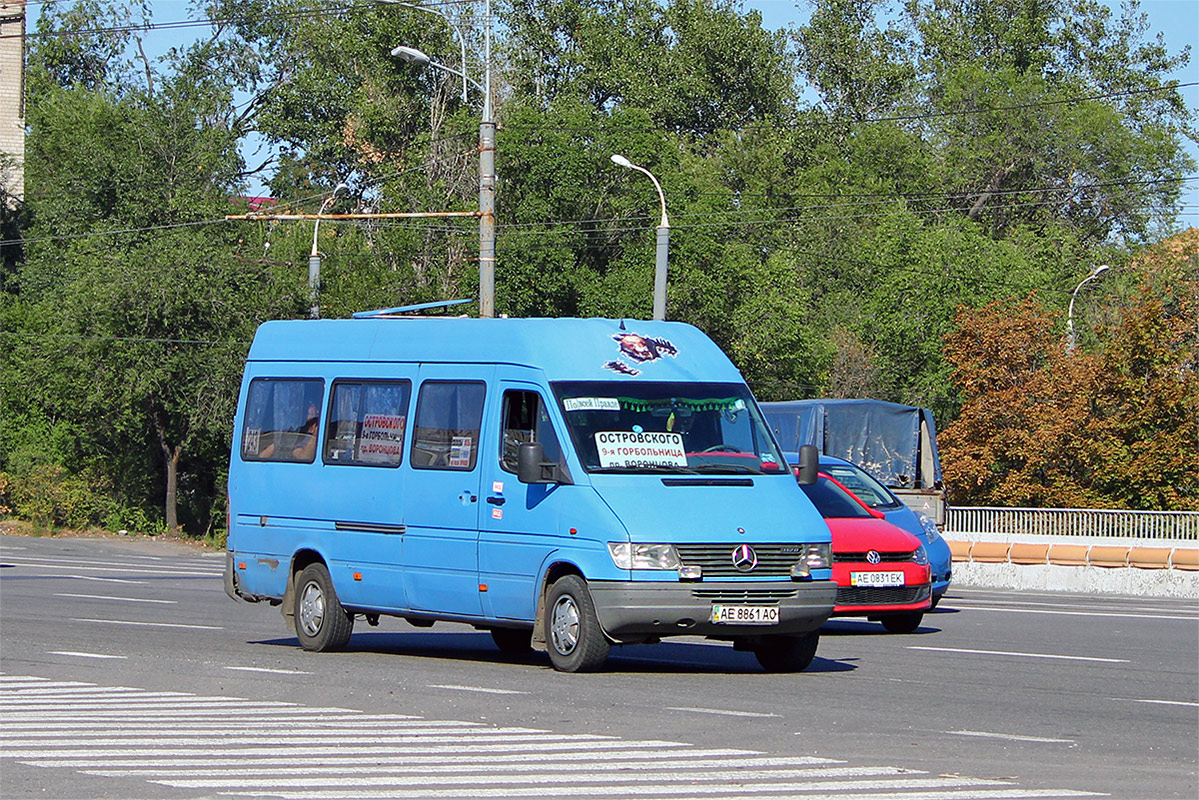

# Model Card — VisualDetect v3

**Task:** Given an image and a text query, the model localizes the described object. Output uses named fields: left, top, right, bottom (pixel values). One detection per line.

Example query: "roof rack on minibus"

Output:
left=352, top=299, right=473, bottom=318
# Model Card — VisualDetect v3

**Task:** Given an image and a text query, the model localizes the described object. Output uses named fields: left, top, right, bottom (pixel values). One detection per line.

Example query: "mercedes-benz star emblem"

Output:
left=731, top=544, right=758, bottom=572
left=866, top=550, right=882, bottom=564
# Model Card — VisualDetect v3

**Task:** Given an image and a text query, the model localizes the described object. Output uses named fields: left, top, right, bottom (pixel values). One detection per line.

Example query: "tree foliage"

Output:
left=940, top=230, right=1198, bottom=509
left=1, top=0, right=1195, bottom=531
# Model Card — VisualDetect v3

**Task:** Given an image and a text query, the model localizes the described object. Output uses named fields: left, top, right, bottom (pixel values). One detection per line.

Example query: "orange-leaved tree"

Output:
left=940, top=230, right=1197, bottom=510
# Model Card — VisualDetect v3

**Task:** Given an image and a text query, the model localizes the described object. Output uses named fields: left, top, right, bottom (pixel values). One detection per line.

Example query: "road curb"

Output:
left=946, top=539, right=1199, bottom=598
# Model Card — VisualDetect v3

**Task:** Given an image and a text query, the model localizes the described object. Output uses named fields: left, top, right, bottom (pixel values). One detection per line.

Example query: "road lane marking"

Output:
left=3, top=733, right=613, bottom=748
left=666, top=706, right=780, bottom=718
left=945, top=604, right=1195, bottom=622
left=1113, top=698, right=1199, bottom=708
left=116, top=766, right=909, bottom=787
left=0, top=720, right=483, bottom=735
left=206, top=778, right=1021, bottom=798
left=0, top=673, right=1104, bottom=800
left=71, top=618, right=223, bottom=630
left=2, top=741, right=694, bottom=759
left=46, top=652, right=129, bottom=660
left=209, top=791, right=1105, bottom=800
left=426, top=684, right=528, bottom=695
left=22, top=750, right=774, bottom=769
left=908, top=646, right=1129, bottom=663
left=72, top=756, right=838, bottom=776
left=55, top=593, right=176, bottom=604
left=226, top=666, right=312, bottom=675
left=3, top=559, right=219, bottom=577
left=947, top=730, right=1076, bottom=744
left=153, top=771, right=980, bottom=790
left=29, top=574, right=146, bottom=584
left=947, top=596, right=1194, bottom=615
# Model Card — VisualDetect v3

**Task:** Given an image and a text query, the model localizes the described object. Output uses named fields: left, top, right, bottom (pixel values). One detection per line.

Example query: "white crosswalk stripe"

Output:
left=1, top=675, right=1104, bottom=800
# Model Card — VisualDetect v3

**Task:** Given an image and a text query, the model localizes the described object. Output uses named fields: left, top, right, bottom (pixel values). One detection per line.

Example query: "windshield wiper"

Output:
left=690, top=462, right=762, bottom=474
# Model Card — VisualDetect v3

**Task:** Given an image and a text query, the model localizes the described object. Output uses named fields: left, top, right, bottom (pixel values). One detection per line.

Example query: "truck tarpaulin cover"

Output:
left=760, top=399, right=942, bottom=490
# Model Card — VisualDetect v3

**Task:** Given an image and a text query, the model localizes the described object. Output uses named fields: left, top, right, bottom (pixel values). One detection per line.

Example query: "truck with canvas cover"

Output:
left=760, top=399, right=946, bottom=527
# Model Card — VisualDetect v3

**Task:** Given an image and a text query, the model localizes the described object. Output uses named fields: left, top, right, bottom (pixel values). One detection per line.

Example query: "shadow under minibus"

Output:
left=250, top=629, right=857, bottom=674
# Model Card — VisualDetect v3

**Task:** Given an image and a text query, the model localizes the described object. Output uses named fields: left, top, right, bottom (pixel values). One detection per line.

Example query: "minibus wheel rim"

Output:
left=299, top=580, right=326, bottom=637
left=550, top=596, right=580, bottom=655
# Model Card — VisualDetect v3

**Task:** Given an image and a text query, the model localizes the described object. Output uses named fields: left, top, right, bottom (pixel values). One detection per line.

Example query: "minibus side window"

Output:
left=411, top=381, right=486, bottom=470
left=499, top=390, right=564, bottom=473
left=324, top=380, right=411, bottom=467
left=240, top=378, right=325, bottom=463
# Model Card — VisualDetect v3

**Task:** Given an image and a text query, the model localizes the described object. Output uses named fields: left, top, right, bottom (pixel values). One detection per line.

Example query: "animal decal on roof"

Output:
left=603, top=332, right=678, bottom=376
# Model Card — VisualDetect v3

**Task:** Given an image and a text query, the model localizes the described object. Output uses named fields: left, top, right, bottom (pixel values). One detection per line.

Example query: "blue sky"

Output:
left=25, top=0, right=1199, bottom=222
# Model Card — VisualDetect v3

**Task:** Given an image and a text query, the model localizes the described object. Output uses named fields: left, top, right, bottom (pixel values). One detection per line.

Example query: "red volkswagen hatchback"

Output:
left=799, top=472, right=932, bottom=633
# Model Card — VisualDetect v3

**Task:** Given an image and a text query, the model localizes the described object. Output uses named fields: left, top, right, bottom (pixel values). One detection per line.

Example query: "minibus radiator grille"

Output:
left=691, top=587, right=799, bottom=602
left=675, top=544, right=802, bottom=578
left=833, top=551, right=914, bottom=563
left=835, top=585, right=930, bottom=606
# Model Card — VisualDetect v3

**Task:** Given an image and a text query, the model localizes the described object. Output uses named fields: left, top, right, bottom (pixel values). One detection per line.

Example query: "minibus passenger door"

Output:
left=480, top=381, right=572, bottom=621
left=401, top=371, right=490, bottom=616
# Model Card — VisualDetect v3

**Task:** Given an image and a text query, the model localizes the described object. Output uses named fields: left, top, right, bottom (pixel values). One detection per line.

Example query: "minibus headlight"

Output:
left=608, top=542, right=682, bottom=570
left=912, top=544, right=929, bottom=565
left=800, top=543, right=831, bottom=571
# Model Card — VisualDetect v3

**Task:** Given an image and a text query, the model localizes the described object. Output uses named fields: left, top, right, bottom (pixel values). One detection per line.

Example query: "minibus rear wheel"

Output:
left=545, top=575, right=609, bottom=672
left=753, top=631, right=819, bottom=672
left=294, top=563, right=354, bottom=652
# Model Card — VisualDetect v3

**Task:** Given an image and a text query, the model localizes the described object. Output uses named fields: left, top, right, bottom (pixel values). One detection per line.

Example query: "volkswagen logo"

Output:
left=731, top=544, right=758, bottom=572
left=866, top=550, right=882, bottom=564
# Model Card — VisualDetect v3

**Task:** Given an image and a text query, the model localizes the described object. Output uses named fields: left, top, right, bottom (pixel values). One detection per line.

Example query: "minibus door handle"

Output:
left=459, top=491, right=477, bottom=505
left=486, top=495, right=506, bottom=506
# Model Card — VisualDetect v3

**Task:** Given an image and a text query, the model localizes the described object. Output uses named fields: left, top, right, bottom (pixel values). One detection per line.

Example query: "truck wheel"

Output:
left=490, top=627, right=533, bottom=655
left=294, top=563, right=354, bottom=652
left=881, top=612, right=924, bottom=634
left=545, top=575, right=609, bottom=672
left=753, top=631, right=819, bottom=672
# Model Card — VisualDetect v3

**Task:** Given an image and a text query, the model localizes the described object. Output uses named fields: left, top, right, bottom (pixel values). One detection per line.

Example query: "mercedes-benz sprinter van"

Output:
left=225, top=317, right=835, bottom=672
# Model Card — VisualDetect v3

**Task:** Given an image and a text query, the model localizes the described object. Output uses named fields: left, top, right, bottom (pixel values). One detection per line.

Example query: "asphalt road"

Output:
left=1, top=533, right=1195, bottom=800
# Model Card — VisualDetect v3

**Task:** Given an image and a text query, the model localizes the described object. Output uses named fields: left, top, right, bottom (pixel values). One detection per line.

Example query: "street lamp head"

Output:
left=390, top=45, right=431, bottom=66
left=610, top=154, right=633, bottom=169
left=1092, top=264, right=1111, bottom=277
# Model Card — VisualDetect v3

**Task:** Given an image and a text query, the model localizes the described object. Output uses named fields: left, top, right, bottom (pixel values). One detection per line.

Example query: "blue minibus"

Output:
left=224, top=316, right=835, bottom=672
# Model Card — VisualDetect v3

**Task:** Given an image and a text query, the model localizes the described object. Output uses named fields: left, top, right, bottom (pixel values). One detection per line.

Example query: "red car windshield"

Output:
left=800, top=475, right=875, bottom=519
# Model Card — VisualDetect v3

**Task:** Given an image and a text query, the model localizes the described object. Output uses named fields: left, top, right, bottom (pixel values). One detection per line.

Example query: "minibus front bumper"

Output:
left=588, top=580, right=837, bottom=640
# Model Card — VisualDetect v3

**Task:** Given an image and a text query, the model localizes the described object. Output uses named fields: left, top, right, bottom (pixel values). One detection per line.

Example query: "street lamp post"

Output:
left=309, top=183, right=348, bottom=319
left=611, top=154, right=670, bottom=321
left=1066, top=264, right=1111, bottom=354
left=391, top=0, right=495, bottom=318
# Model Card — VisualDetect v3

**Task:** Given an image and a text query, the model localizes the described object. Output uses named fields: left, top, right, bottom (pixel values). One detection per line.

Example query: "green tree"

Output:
left=3, top=2, right=266, bottom=533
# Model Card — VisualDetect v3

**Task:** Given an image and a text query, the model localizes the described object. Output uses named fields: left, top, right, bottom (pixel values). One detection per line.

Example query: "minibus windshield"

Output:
left=552, top=381, right=788, bottom=475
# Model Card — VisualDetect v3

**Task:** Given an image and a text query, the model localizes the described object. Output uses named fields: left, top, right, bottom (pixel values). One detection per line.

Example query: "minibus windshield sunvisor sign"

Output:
left=553, top=381, right=788, bottom=475
left=595, top=431, right=687, bottom=468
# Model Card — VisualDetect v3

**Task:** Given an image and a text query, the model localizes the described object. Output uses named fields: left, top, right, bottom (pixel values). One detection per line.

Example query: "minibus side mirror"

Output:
left=517, top=442, right=570, bottom=485
left=796, top=444, right=819, bottom=485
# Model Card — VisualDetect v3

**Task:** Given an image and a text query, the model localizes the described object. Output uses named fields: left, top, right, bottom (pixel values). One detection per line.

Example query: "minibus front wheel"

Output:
left=545, top=576, right=610, bottom=673
left=752, top=631, right=819, bottom=673
left=294, top=563, right=354, bottom=652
